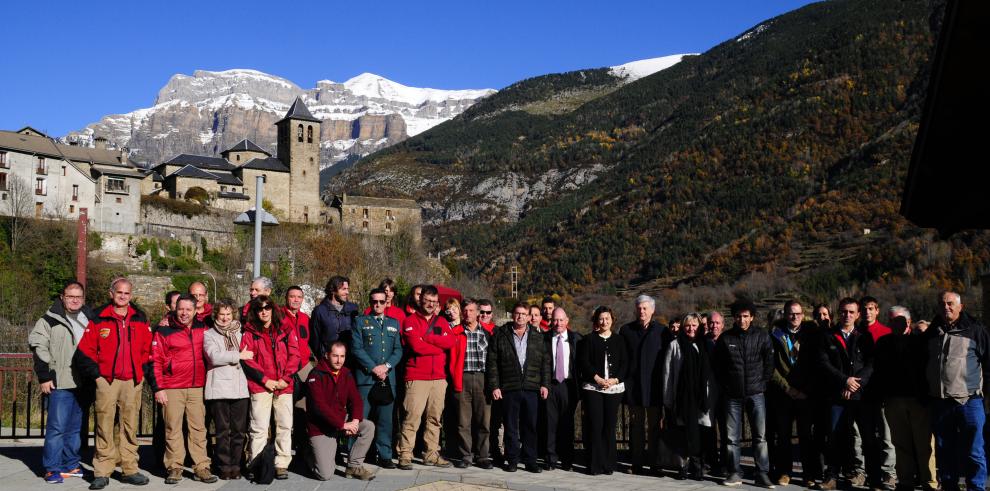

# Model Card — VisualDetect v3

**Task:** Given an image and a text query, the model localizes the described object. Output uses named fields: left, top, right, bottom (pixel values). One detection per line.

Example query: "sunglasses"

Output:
left=479, top=310, right=492, bottom=315
left=259, top=305, right=274, bottom=311
left=371, top=300, right=387, bottom=305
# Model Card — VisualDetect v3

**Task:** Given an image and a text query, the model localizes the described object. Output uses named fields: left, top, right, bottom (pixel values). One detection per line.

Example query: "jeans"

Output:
left=933, top=397, right=987, bottom=491
left=43, top=389, right=82, bottom=473
left=725, top=393, right=769, bottom=475
left=503, top=390, right=539, bottom=466
left=828, top=401, right=879, bottom=480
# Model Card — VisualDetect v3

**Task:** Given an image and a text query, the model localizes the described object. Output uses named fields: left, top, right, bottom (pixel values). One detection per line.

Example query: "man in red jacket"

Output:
left=450, top=299, right=495, bottom=469
left=149, top=295, right=217, bottom=485
left=305, top=342, right=377, bottom=481
left=397, top=285, right=456, bottom=469
left=189, top=281, right=213, bottom=326
left=73, top=277, right=152, bottom=490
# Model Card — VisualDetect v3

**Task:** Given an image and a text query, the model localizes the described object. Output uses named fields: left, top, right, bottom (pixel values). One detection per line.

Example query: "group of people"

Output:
left=26, top=275, right=989, bottom=491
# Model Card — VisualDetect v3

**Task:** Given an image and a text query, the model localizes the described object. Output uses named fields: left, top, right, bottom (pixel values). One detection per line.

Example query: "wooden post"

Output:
left=77, top=208, right=88, bottom=288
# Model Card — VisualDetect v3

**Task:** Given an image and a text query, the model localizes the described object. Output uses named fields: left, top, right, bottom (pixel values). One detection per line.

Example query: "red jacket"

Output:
left=363, top=305, right=407, bottom=325
left=449, top=323, right=494, bottom=391
left=401, top=310, right=456, bottom=381
left=539, top=319, right=551, bottom=332
left=75, top=303, right=153, bottom=384
left=195, top=303, right=214, bottom=326
left=148, top=315, right=209, bottom=391
left=865, top=320, right=892, bottom=343
left=304, top=360, right=362, bottom=437
left=240, top=321, right=300, bottom=396
left=282, top=307, right=312, bottom=368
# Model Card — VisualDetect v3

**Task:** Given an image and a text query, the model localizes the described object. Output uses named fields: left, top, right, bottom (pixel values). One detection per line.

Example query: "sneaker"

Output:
left=723, top=473, right=743, bottom=486
left=778, top=474, right=791, bottom=486
left=820, top=478, right=838, bottom=490
left=757, top=473, right=777, bottom=489
left=881, top=474, right=897, bottom=490
left=345, top=465, right=377, bottom=481
left=88, top=476, right=109, bottom=490
left=193, top=468, right=218, bottom=484
left=44, top=471, right=64, bottom=484
left=397, top=458, right=413, bottom=470
left=850, top=473, right=867, bottom=487
left=423, top=456, right=452, bottom=468
left=275, top=467, right=289, bottom=480
left=119, top=472, right=149, bottom=486
left=164, top=468, right=183, bottom=485
left=61, top=468, right=84, bottom=478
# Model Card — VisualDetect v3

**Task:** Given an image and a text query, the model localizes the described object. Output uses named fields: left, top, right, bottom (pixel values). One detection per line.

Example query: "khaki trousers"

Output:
left=162, top=387, right=210, bottom=471
left=398, top=379, right=447, bottom=461
left=455, top=372, right=491, bottom=463
left=885, top=397, right=938, bottom=488
left=93, top=378, right=143, bottom=478
left=248, top=392, right=293, bottom=469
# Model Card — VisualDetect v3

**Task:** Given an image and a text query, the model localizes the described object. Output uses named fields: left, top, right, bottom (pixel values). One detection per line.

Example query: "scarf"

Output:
left=674, top=334, right=709, bottom=455
left=215, top=319, right=242, bottom=351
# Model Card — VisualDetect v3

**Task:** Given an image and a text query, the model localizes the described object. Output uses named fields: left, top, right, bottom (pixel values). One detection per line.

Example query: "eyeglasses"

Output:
left=479, top=310, right=492, bottom=315
left=63, top=295, right=84, bottom=300
left=371, top=300, right=387, bottom=305
left=259, top=305, right=274, bottom=311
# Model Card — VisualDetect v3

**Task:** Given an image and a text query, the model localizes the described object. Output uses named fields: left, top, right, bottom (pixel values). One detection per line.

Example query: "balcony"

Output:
left=104, top=180, right=130, bottom=195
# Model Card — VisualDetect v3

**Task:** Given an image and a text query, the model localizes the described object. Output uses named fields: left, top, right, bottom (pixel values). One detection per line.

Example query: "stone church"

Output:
left=149, top=97, right=324, bottom=223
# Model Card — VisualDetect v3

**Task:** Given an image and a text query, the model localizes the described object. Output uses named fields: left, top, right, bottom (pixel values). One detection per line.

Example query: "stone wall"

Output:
left=340, top=204, right=421, bottom=240
left=128, top=274, right=174, bottom=315
left=138, top=204, right=237, bottom=245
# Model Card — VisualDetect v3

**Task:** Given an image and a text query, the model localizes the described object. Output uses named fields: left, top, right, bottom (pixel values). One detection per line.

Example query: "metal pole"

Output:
left=254, top=175, right=263, bottom=278
left=77, top=208, right=88, bottom=288
left=201, top=271, right=218, bottom=302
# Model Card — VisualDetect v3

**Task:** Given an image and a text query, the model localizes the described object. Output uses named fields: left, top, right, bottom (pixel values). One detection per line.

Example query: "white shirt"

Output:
left=551, top=330, right=570, bottom=379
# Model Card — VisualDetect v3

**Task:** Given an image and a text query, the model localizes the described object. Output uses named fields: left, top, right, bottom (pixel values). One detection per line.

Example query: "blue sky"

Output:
left=1, top=0, right=816, bottom=136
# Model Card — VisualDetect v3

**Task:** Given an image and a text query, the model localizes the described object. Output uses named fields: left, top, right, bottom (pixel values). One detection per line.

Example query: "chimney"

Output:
left=94, top=136, right=108, bottom=150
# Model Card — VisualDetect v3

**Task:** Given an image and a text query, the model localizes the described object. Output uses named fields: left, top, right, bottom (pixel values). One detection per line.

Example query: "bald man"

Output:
left=543, top=307, right=581, bottom=471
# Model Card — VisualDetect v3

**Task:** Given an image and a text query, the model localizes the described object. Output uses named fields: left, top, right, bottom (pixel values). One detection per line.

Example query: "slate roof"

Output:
left=163, top=153, right=235, bottom=171
left=210, top=170, right=243, bottom=186
left=0, top=130, right=132, bottom=169
left=240, top=157, right=290, bottom=172
left=168, top=164, right=223, bottom=180
left=218, top=191, right=250, bottom=200
left=277, top=96, right=321, bottom=124
left=222, top=139, right=270, bottom=156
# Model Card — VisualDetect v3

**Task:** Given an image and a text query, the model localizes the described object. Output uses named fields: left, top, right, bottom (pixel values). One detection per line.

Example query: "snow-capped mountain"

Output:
left=71, top=69, right=496, bottom=171
left=609, top=54, right=694, bottom=81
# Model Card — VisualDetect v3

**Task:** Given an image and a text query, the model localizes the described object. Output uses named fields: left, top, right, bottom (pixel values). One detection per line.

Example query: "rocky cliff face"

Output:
left=70, top=69, right=494, bottom=172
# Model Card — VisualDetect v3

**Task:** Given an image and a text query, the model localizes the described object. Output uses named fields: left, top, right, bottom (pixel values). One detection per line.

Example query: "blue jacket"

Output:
left=309, top=299, right=358, bottom=360
left=350, top=314, right=403, bottom=387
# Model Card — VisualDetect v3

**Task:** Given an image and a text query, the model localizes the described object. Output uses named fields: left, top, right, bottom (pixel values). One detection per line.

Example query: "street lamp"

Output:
left=200, top=271, right=218, bottom=302
left=234, top=175, right=279, bottom=278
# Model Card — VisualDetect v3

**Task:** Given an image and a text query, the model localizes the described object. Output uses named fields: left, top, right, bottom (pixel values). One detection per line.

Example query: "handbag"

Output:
left=368, top=379, right=394, bottom=405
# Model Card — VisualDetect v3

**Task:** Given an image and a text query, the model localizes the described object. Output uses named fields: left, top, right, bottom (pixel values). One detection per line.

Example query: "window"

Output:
left=0, top=151, right=7, bottom=168
left=69, top=205, right=75, bottom=214
left=362, top=220, right=369, bottom=231
left=115, top=197, right=122, bottom=203
left=0, top=172, right=7, bottom=191
left=236, top=155, right=240, bottom=162
left=221, top=186, right=226, bottom=192
left=363, top=208, right=369, bottom=219
left=297, top=124, right=303, bottom=142
left=36, top=156, right=47, bottom=175
left=386, top=209, right=393, bottom=220
left=35, top=178, right=46, bottom=195
left=307, top=125, right=313, bottom=143
left=386, top=222, right=392, bottom=231
left=105, top=177, right=128, bottom=194
left=72, top=185, right=79, bottom=201
left=262, top=174, right=267, bottom=183
left=62, top=166, right=66, bottom=176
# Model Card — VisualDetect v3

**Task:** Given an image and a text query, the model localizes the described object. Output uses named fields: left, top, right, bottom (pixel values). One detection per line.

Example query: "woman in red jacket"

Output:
left=240, top=296, right=299, bottom=480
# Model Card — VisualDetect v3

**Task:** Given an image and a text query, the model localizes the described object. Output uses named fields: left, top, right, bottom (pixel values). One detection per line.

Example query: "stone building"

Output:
left=0, top=127, right=143, bottom=233
left=150, top=97, right=323, bottom=222
left=329, top=194, right=421, bottom=240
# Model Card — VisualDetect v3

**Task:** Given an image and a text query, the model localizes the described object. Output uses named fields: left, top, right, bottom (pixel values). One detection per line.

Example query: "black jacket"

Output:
left=873, top=330, right=930, bottom=401
left=713, top=325, right=774, bottom=398
left=544, top=329, right=581, bottom=383
left=486, top=323, right=550, bottom=392
left=816, top=327, right=874, bottom=402
left=619, top=320, right=667, bottom=406
left=786, top=322, right=827, bottom=398
left=577, top=332, right=629, bottom=386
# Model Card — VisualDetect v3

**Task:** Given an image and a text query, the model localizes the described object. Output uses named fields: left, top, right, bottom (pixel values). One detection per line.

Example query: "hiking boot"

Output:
left=345, top=465, right=377, bottom=481
left=164, top=468, right=183, bottom=485
left=723, top=473, right=743, bottom=486
left=88, top=477, right=109, bottom=490
left=423, top=456, right=452, bottom=468
left=275, top=467, right=289, bottom=480
left=757, top=473, right=777, bottom=489
left=193, top=468, right=218, bottom=483
left=119, top=472, right=149, bottom=486
left=44, top=471, right=64, bottom=484
left=850, top=473, right=867, bottom=487
left=778, top=474, right=791, bottom=486
left=820, top=478, right=838, bottom=490
left=397, top=458, right=413, bottom=470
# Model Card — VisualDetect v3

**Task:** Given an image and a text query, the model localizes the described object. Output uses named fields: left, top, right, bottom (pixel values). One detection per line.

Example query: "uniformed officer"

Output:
left=350, top=287, right=404, bottom=468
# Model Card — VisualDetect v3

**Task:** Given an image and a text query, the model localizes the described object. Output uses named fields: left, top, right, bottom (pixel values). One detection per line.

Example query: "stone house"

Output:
left=329, top=194, right=422, bottom=240
left=150, top=97, right=323, bottom=222
left=0, top=127, right=142, bottom=234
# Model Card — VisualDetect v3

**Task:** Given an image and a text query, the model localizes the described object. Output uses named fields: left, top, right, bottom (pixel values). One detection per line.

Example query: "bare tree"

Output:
left=3, top=174, right=34, bottom=253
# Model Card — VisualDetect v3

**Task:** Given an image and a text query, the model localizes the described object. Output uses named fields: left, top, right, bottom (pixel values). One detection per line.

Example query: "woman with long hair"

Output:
left=241, top=295, right=299, bottom=480
left=577, top=306, right=628, bottom=475
left=662, top=312, right=718, bottom=480
left=203, top=300, right=253, bottom=480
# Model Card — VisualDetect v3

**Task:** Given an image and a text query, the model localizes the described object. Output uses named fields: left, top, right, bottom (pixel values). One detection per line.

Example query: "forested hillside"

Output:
left=330, top=0, right=988, bottom=316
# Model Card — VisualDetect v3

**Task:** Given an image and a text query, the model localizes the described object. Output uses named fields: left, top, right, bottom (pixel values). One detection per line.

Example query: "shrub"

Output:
left=141, top=195, right=206, bottom=218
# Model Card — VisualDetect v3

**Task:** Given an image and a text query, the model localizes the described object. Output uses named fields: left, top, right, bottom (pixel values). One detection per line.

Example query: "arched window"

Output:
left=297, top=124, right=303, bottom=142
left=307, top=125, right=313, bottom=143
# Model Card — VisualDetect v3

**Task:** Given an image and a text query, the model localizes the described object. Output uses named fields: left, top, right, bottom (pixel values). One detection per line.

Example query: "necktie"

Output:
left=555, top=335, right=566, bottom=383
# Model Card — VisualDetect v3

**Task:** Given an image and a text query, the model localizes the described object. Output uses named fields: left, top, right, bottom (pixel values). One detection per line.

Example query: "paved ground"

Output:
left=0, top=438, right=774, bottom=491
